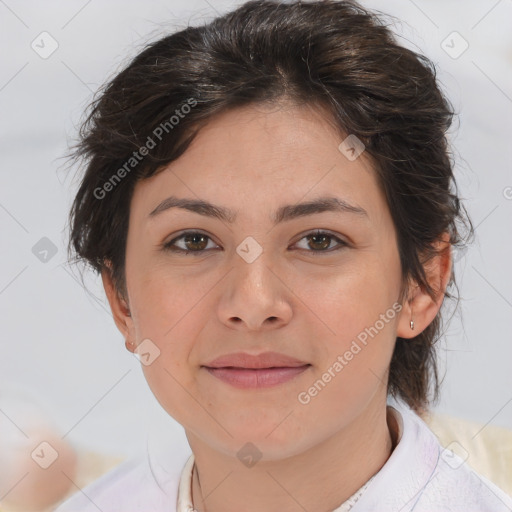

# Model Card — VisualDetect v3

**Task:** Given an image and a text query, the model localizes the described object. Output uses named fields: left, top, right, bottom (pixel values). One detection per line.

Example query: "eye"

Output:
left=162, top=229, right=348, bottom=255
left=293, top=230, right=348, bottom=254
left=163, top=231, right=219, bottom=255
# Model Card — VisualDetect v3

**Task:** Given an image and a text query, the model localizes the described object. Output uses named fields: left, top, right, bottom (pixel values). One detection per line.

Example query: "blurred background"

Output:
left=0, top=0, right=511, bottom=506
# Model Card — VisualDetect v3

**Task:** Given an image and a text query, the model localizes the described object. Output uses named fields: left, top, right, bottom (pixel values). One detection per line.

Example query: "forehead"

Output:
left=129, top=102, right=387, bottom=227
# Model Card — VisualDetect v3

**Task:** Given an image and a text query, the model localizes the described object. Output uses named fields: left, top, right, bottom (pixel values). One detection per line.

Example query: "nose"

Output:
left=217, top=253, right=293, bottom=332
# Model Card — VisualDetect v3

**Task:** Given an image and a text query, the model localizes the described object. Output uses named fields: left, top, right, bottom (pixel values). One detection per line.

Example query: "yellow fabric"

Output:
left=1, top=414, right=510, bottom=511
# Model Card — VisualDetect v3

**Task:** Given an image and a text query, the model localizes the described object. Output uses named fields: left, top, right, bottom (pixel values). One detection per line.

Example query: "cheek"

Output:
left=300, top=257, right=400, bottom=339
left=296, top=284, right=399, bottom=426
left=129, top=268, right=214, bottom=419
left=129, top=260, right=210, bottom=338
left=297, top=258, right=400, bottom=395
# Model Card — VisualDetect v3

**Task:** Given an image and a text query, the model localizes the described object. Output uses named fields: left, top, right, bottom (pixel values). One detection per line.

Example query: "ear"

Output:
left=101, top=262, right=136, bottom=353
left=397, top=232, right=452, bottom=339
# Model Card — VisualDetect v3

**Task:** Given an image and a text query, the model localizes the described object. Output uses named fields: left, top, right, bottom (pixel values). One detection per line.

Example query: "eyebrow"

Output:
left=148, top=195, right=368, bottom=224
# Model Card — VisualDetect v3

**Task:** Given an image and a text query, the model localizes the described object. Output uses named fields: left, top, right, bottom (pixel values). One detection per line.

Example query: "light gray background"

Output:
left=1, top=0, right=511, bottom=459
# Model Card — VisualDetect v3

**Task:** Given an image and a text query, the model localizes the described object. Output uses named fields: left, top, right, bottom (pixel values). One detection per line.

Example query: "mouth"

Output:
left=202, top=364, right=311, bottom=389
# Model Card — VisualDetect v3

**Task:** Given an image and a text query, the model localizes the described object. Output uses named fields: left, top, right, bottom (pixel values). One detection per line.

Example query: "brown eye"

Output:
left=163, top=231, right=217, bottom=254
left=294, top=230, right=347, bottom=253
left=307, top=233, right=331, bottom=250
left=182, top=233, right=209, bottom=251
left=163, top=230, right=347, bottom=256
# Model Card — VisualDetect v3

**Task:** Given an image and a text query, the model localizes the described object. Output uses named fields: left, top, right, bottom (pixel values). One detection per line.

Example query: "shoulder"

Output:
left=415, top=435, right=512, bottom=511
left=54, top=444, right=190, bottom=512
left=354, top=401, right=512, bottom=512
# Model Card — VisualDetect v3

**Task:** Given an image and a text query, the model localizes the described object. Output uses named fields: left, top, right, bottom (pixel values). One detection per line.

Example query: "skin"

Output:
left=102, top=101, right=452, bottom=512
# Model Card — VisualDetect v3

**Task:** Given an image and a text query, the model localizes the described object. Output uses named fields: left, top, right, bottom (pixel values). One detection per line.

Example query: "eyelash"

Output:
left=162, top=230, right=348, bottom=256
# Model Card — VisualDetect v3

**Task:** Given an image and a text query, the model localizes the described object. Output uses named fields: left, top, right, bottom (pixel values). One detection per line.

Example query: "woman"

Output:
left=56, top=0, right=512, bottom=510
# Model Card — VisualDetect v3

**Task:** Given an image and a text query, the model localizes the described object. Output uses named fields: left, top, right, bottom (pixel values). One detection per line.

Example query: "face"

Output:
left=112, top=102, right=407, bottom=460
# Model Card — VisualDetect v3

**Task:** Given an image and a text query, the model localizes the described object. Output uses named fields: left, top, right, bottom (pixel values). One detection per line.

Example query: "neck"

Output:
left=188, top=395, right=396, bottom=512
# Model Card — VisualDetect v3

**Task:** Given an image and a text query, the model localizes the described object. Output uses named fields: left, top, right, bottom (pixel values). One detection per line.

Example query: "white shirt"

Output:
left=55, top=400, right=512, bottom=512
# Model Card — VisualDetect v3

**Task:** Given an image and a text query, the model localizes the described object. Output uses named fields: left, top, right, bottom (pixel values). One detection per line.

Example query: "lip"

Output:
left=204, top=351, right=309, bottom=369
left=202, top=351, right=311, bottom=389
left=204, top=366, right=311, bottom=388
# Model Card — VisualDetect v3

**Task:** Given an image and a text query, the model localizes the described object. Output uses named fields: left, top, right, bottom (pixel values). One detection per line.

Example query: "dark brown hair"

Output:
left=66, top=0, right=473, bottom=412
